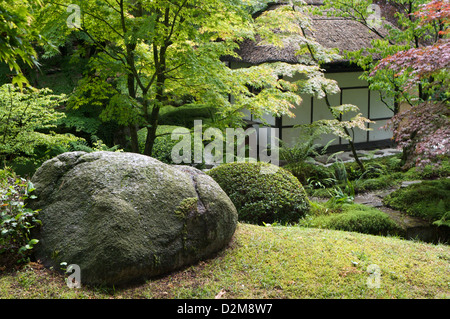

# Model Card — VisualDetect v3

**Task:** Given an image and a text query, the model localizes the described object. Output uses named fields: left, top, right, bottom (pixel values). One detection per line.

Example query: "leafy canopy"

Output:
left=0, top=0, right=44, bottom=87
left=0, top=84, right=79, bottom=162
left=33, top=0, right=352, bottom=156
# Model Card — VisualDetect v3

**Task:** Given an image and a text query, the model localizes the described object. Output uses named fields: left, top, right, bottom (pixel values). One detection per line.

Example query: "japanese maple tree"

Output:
left=373, top=0, right=449, bottom=167
left=372, top=0, right=450, bottom=97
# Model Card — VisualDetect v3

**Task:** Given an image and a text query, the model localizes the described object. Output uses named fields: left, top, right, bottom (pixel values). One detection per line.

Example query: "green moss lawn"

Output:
left=1, top=223, right=448, bottom=299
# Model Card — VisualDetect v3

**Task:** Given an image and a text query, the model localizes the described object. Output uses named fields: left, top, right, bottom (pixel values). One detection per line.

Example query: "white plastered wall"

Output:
left=227, top=62, right=394, bottom=149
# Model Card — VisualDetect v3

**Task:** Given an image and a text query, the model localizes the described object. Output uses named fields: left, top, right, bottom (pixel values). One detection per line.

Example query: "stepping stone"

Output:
left=401, top=180, right=422, bottom=188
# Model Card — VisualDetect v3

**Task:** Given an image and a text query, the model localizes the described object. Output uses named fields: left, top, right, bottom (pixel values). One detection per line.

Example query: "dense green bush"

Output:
left=300, top=203, right=401, bottom=236
left=0, top=84, right=80, bottom=164
left=383, top=178, right=450, bottom=225
left=157, top=104, right=216, bottom=128
left=1, top=168, right=41, bottom=264
left=207, top=162, right=310, bottom=225
left=283, top=162, right=334, bottom=187
left=353, top=174, right=402, bottom=193
left=403, top=159, right=450, bottom=180
left=342, top=160, right=389, bottom=181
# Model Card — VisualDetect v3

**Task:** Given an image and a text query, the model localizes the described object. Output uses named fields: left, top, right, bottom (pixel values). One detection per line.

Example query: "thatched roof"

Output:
left=225, top=3, right=390, bottom=65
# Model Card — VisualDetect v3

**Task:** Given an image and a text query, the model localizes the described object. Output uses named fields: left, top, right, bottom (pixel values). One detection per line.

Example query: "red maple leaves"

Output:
left=372, top=41, right=449, bottom=87
left=373, top=0, right=449, bottom=167
left=372, top=0, right=449, bottom=87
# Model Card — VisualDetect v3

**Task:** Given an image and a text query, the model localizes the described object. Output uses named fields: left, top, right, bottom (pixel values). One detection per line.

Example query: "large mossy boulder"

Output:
left=207, top=162, right=310, bottom=225
left=28, top=151, right=237, bottom=286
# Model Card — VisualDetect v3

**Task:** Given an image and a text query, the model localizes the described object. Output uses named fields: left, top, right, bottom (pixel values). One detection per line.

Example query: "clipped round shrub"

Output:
left=207, top=162, right=310, bottom=224
left=158, top=104, right=216, bottom=128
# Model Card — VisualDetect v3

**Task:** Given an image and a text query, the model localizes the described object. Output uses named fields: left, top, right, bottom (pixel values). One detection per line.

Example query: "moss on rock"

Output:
left=28, top=152, right=237, bottom=286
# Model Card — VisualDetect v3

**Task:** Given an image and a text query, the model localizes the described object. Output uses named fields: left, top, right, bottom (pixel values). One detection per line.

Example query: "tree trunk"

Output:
left=144, top=105, right=160, bottom=156
left=324, top=93, right=365, bottom=172
left=129, top=124, right=139, bottom=153
left=343, top=127, right=365, bottom=172
left=125, top=53, right=140, bottom=153
left=144, top=7, right=170, bottom=156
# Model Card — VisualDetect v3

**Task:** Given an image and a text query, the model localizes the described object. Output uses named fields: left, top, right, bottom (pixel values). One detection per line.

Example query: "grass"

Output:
left=1, top=223, right=449, bottom=299
left=299, top=203, right=403, bottom=236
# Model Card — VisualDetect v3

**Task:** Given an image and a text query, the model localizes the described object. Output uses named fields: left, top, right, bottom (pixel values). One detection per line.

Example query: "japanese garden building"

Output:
left=223, top=1, right=395, bottom=152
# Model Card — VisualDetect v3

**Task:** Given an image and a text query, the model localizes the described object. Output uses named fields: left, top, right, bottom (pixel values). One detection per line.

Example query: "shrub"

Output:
left=383, top=178, right=450, bottom=224
left=343, top=161, right=388, bottom=180
left=1, top=168, right=41, bottom=265
left=300, top=203, right=401, bottom=236
left=403, top=159, right=450, bottom=180
left=353, top=174, right=402, bottom=193
left=284, top=162, right=334, bottom=187
left=207, top=162, right=310, bottom=224
left=157, top=104, right=216, bottom=128
left=0, top=84, right=80, bottom=164
left=279, top=124, right=334, bottom=165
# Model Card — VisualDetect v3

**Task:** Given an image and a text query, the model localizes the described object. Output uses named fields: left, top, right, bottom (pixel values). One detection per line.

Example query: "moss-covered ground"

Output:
left=1, top=223, right=448, bottom=299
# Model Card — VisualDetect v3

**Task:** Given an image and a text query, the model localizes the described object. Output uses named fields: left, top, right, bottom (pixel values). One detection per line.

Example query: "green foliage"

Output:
left=33, top=0, right=349, bottom=155
left=0, top=168, right=41, bottom=264
left=383, top=178, right=450, bottom=224
left=343, top=161, right=388, bottom=180
left=50, top=135, right=123, bottom=155
left=0, top=84, right=80, bottom=163
left=284, top=162, right=334, bottom=187
left=56, top=107, right=102, bottom=137
left=297, top=154, right=403, bottom=198
left=280, top=125, right=339, bottom=191
left=279, top=125, right=335, bottom=165
left=403, top=160, right=450, bottom=180
left=336, top=153, right=404, bottom=182
left=353, top=174, right=402, bottom=193
left=207, top=162, right=310, bottom=225
left=0, top=0, right=41, bottom=87
left=137, top=126, right=199, bottom=165
left=300, top=203, right=402, bottom=236
left=158, top=104, right=217, bottom=129
left=326, top=180, right=356, bottom=205
left=62, top=86, right=124, bottom=147
left=433, top=211, right=450, bottom=228
left=304, top=154, right=449, bottom=199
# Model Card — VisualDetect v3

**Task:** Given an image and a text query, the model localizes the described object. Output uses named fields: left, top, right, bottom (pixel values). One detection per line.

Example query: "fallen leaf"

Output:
left=215, top=289, right=226, bottom=299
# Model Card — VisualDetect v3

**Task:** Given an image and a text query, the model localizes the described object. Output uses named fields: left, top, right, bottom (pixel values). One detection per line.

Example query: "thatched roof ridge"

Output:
left=226, top=4, right=390, bottom=65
